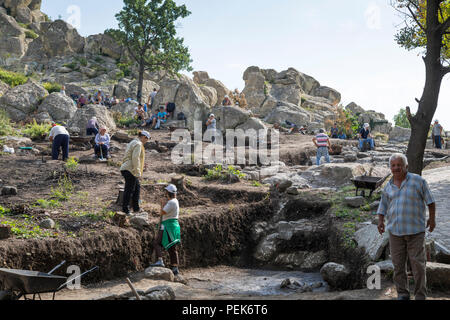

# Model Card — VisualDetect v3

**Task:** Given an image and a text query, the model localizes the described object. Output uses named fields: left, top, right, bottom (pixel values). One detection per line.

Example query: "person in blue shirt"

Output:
left=94, top=127, right=111, bottom=159
left=338, top=130, right=347, bottom=140
left=359, top=123, right=375, bottom=151
left=154, top=106, right=167, bottom=130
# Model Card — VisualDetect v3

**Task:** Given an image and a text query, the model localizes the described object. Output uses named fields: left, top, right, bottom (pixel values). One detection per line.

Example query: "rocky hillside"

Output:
left=0, top=0, right=395, bottom=135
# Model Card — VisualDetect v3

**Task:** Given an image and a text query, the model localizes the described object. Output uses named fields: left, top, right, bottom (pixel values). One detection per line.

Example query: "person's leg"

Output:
left=325, top=149, right=330, bottom=163
left=101, top=145, right=108, bottom=158
left=406, top=232, right=427, bottom=300
left=390, top=233, right=410, bottom=299
left=51, top=136, right=61, bottom=160
left=435, top=136, right=442, bottom=149
left=61, top=135, right=69, bottom=161
left=316, top=149, right=321, bottom=166
left=94, top=144, right=100, bottom=157
left=151, top=229, right=165, bottom=266
left=121, top=171, right=136, bottom=214
left=132, top=177, right=140, bottom=212
left=369, top=138, right=375, bottom=150
left=359, top=139, right=363, bottom=150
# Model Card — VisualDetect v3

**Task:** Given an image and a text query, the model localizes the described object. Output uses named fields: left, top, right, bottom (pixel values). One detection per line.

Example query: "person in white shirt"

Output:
left=48, top=124, right=70, bottom=161
left=149, top=184, right=181, bottom=275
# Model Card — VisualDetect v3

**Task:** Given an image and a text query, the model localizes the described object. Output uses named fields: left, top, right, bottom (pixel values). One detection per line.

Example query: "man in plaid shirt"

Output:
left=377, top=153, right=436, bottom=300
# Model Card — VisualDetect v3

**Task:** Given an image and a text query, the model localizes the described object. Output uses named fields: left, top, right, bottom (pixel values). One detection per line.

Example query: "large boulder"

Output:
left=0, top=80, right=48, bottom=121
left=211, top=105, right=251, bottom=131
left=199, top=85, right=218, bottom=107
left=27, top=19, right=85, bottom=58
left=205, top=78, right=231, bottom=105
left=426, top=262, right=450, bottom=290
left=312, top=86, right=341, bottom=106
left=0, top=81, right=10, bottom=96
left=113, top=78, right=159, bottom=102
left=15, top=6, right=32, bottom=24
left=37, top=92, right=77, bottom=122
left=320, top=262, right=351, bottom=289
left=64, top=83, right=88, bottom=97
left=345, top=102, right=365, bottom=115
left=153, top=76, right=211, bottom=130
left=110, top=100, right=139, bottom=116
left=1, top=0, right=32, bottom=17
left=389, top=126, right=411, bottom=143
left=264, top=103, right=311, bottom=126
left=353, top=224, right=389, bottom=261
left=0, top=13, right=27, bottom=59
left=85, top=33, right=123, bottom=60
left=274, top=250, right=327, bottom=271
left=242, top=71, right=267, bottom=109
left=193, top=71, right=210, bottom=85
left=67, top=105, right=116, bottom=134
left=236, top=117, right=267, bottom=131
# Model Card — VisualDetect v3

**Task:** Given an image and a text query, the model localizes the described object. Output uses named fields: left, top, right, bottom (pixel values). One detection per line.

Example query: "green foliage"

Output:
left=0, top=110, right=15, bottom=136
left=75, top=56, right=88, bottom=67
left=394, top=0, right=450, bottom=59
left=25, top=29, right=39, bottom=39
left=115, top=70, right=125, bottom=80
left=226, top=165, right=246, bottom=179
left=106, top=0, right=193, bottom=101
left=251, top=181, right=262, bottom=187
left=342, top=222, right=357, bottom=249
left=117, top=61, right=132, bottom=77
left=22, top=120, right=52, bottom=140
left=65, top=157, right=79, bottom=172
left=63, top=62, right=79, bottom=71
left=43, top=82, right=62, bottom=94
left=113, top=111, right=140, bottom=127
left=203, top=164, right=245, bottom=181
left=394, top=108, right=414, bottom=128
left=0, top=68, right=28, bottom=87
left=33, top=199, right=61, bottom=209
left=51, top=174, right=74, bottom=201
left=94, top=56, right=104, bottom=63
left=0, top=214, right=58, bottom=239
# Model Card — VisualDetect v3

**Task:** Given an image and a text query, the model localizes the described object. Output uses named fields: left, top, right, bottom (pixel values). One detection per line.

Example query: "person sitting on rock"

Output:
left=141, top=109, right=158, bottom=129
left=60, top=85, right=66, bottom=96
left=330, top=123, right=339, bottom=139
left=149, top=184, right=181, bottom=276
left=94, top=127, right=110, bottom=159
left=88, top=94, right=95, bottom=104
left=222, top=95, right=232, bottom=106
left=95, top=90, right=105, bottom=105
left=154, top=106, right=167, bottom=130
left=135, top=104, right=147, bottom=122
left=104, top=95, right=112, bottom=108
left=338, top=130, right=347, bottom=140
left=77, top=94, right=87, bottom=108
left=86, top=117, right=99, bottom=136
left=359, top=123, right=375, bottom=151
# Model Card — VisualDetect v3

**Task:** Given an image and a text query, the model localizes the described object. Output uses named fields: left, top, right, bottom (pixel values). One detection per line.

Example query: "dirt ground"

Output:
left=1, top=128, right=449, bottom=300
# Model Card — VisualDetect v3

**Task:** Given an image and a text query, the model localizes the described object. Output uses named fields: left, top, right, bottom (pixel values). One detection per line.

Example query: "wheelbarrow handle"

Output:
left=48, top=260, right=66, bottom=275
left=57, top=266, right=99, bottom=291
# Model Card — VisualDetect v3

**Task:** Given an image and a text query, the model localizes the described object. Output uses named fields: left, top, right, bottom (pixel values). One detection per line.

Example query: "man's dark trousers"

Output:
left=52, top=134, right=69, bottom=160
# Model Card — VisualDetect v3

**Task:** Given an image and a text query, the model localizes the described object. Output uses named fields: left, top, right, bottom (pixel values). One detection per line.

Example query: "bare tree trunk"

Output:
left=137, top=59, right=145, bottom=105
left=406, top=0, right=445, bottom=175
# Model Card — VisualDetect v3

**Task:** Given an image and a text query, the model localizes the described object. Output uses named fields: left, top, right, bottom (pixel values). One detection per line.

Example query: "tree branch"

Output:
left=407, top=4, right=426, bottom=32
left=439, top=17, right=450, bottom=34
left=442, top=66, right=450, bottom=75
left=406, top=106, right=413, bottom=124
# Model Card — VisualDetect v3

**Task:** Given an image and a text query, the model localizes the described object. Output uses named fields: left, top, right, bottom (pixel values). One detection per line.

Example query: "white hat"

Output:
left=210, top=114, right=215, bottom=117
left=364, top=123, right=370, bottom=128
left=435, top=119, right=439, bottom=123
left=165, top=184, right=177, bottom=194
left=141, top=131, right=150, bottom=139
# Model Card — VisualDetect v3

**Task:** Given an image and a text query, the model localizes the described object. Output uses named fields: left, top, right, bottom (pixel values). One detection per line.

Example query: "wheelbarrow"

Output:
left=0, top=261, right=99, bottom=300
left=350, top=174, right=391, bottom=198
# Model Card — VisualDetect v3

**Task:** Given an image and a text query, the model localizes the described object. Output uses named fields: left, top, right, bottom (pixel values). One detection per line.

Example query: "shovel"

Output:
left=98, top=144, right=107, bottom=162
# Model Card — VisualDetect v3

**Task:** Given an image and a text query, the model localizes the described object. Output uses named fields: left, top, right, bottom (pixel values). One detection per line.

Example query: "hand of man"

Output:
left=378, top=221, right=385, bottom=235
left=427, top=218, right=436, bottom=233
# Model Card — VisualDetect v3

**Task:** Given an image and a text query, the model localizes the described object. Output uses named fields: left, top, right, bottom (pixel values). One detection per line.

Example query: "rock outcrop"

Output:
left=37, top=92, right=77, bottom=122
left=67, top=105, right=116, bottom=134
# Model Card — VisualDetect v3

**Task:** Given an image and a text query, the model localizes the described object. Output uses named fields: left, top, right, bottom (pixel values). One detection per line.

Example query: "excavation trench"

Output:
left=0, top=187, right=368, bottom=295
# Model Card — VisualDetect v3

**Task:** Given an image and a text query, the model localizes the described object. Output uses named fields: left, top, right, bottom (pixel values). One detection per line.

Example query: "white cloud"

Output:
left=364, top=2, right=381, bottom=30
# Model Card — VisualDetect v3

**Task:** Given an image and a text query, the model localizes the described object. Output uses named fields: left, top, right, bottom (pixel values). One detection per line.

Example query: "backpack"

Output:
left=167, top=102, right=176, bottom=113
left=177, top=112, right=186, bottom=121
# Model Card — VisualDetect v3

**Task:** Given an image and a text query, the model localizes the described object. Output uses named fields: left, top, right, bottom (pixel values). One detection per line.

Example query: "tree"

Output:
left=392, top=0, right=450, bottom=175
left=106, top=0, right=193, bottom=104
left=394, top=108, right=415, bottom=128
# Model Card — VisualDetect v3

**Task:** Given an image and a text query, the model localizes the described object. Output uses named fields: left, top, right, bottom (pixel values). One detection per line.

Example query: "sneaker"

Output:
left=149, top=260, right=165, bottom=268
left=171, top=266, right=179, bottom=276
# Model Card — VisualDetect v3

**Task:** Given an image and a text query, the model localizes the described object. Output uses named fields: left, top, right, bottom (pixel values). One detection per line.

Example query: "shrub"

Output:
left=51, top=174, right=74, bottom=201
left=113, top=112, right=140, bottom=128
left=65, top=157, right=79, bottom=172
left=117, top=62, right=132, bottom=77
left=63, top=62, right=79, bottom=71
left=43, top=82, right=62, bottom=94
left=33, top=199, right=61, bottom=209
left=0, top=68, right=28, bottom=87
left=0, top=110, right=15, bottom=136
left=22, top=120, right=52, bottom=140
left=25, top=29, right=38, bottom=39
left=76, top=57, right=88, bottom=67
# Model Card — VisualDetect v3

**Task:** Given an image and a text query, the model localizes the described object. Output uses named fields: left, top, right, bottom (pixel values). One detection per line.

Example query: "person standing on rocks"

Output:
left=149, top=184, right=181, bottom=276
left=377, top=153, right=436, bottom=300
left=86, top=116, right=99, bottom=136
left=312, top=129, right=331, bottom=165
left=48, top=123, right=70, bottom=161
left=431, top=120, right=443, bottom=149
left=119, top=131, right=150, bottom=216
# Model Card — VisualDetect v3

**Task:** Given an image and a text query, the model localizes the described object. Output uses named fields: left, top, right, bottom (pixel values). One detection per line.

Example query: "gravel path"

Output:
left=423, top=166, right=450, bottom=252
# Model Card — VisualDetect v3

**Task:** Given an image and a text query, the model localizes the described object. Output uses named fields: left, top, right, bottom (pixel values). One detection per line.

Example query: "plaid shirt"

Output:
left=377, top=173, right=435, bottom=236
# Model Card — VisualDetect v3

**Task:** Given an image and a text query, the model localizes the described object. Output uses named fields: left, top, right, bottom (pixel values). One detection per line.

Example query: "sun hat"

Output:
left=165, top=184, right=177, bottom=194
left=210, top=114, right=215, bottom=117
left=141, top=131, right=150, bottom=139
left=364, top=123, right=370, bottom=128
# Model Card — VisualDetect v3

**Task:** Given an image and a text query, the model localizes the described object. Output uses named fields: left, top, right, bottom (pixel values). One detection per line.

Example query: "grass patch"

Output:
left=251, top=180, right=262, bottom=187
left=51, top=174, right=74, bottom=201
left=342, top=222, right=357, bottom=249
left=112, top=112, right=140, bottom=128
left=0, top=68, right=28, bottom=87
left=22, top=120, right=52, bottom=140
left=65, top=157, right=79, bottom=172
left=0, top=214, right=59, bottom=239
left=0, top=109, right=15, bottom=136
left=25, top=29, right=39, bottom=39
left=33, top=199, right=62, bottom=209
left=43, top=82, right=62, bottom=94
left=203, top=164, right=246, bottom=181
left=63, top=62, right=80, bottom=71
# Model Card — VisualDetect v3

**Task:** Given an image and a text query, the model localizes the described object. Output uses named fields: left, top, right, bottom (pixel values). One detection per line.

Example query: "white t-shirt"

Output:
left=162, top=198, right=179, bottom=222
left=49, top=126, right=69, bottom=139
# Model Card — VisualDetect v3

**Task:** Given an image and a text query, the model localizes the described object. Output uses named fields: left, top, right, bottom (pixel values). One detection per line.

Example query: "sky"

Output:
left=41, top=0, right=450, bottom=129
